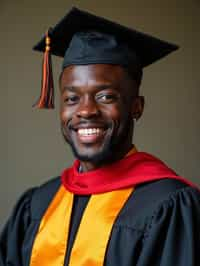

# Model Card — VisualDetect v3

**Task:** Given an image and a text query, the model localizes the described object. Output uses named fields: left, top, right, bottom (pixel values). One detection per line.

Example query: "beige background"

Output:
left=1, top=0, right=200, bottom=228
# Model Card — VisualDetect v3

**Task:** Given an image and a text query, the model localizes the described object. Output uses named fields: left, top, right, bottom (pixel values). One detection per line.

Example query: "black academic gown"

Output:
left=0, top=177, right=200, bottom=266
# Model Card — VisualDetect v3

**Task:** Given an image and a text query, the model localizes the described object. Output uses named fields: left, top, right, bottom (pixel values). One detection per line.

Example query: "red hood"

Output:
left=61, top=152, right=197, bottom=195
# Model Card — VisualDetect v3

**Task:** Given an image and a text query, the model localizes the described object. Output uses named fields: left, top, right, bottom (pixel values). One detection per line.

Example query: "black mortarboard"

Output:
left=33, top=7, right=179, bottom=109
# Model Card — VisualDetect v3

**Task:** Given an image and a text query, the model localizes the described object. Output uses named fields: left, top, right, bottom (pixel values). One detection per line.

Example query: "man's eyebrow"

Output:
left=95, top=84, right=114, bottom=90
left=61, top=86, right=77, bottom=93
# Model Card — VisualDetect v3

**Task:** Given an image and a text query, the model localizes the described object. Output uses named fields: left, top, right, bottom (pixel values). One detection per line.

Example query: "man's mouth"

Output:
left=76, top=127, right=106, bottom=143
left=78, top=128, right=102, bottom=136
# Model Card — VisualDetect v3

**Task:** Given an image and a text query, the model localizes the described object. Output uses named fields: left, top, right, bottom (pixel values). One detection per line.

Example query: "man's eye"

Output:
left=96, top=94, right=119, bottom=103
left=64, top=95, right=79, bottom=105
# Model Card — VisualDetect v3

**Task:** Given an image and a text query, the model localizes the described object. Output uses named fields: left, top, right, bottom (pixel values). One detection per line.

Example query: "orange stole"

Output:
left=30, top=185, right=134, bottom=266
left=30, top=185, right=73, bottom=266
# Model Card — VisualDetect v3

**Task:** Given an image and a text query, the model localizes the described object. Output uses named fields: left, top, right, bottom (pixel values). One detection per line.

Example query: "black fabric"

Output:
left=30, top=177, right=61, bottom=220
left=64, top=195, right=90, bottom=266
left=62, top=31, right=141, bottom=70
left=0, top=188, right=36, bottom=266
left=0, top=178, right=200, bottom=266
left=33, top=7, right=179, bottom=68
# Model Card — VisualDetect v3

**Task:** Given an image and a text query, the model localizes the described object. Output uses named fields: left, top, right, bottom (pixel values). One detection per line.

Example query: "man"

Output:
left=1, top=7, right=200, bottom=266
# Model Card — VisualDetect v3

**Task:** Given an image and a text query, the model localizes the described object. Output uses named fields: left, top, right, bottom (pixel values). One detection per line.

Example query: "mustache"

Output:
left=67, top=119, right=111, bottom=130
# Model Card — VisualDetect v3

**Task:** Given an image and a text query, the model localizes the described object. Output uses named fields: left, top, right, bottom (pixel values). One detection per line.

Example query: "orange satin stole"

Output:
left=30, top=185, right=133, bottom=266
left=30, top=185, right=73, bottom=266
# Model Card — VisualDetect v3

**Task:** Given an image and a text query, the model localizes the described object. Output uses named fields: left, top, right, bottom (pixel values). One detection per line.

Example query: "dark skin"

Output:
left=60, top=64, right=144, bottom=172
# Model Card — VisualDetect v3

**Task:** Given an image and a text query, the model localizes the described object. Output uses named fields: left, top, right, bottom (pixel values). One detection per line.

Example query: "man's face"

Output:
left=60, top=64, right=143, bottom=165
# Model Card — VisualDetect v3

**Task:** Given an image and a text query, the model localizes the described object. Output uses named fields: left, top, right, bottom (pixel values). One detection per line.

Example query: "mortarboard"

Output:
left=33, top=7, right=179, bottom=109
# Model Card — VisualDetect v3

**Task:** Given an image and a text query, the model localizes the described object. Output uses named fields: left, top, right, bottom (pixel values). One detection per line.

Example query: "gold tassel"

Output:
left=34, top=29, right=54, bottom=109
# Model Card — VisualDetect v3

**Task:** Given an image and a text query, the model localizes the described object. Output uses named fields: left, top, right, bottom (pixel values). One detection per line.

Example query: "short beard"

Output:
left=71, top=134, right=113, bottom=165
left=61, top=123, right=114, bottom=165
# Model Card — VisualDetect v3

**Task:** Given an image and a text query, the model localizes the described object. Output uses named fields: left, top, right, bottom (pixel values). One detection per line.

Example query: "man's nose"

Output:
left=76, top=96, right=100, bottom=119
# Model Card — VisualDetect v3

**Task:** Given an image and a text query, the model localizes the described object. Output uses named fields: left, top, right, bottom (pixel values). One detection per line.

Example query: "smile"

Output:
left=78, top=128, right=102, bottom=136
left=76, top=127, right=106, bottom=143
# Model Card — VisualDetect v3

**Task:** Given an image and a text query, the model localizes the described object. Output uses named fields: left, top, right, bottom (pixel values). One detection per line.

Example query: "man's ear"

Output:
left=131, top=96, right=145, bottom=120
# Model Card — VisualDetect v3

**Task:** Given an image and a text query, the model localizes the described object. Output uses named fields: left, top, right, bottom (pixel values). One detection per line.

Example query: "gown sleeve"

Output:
left=0, top=188, right=36, bottom=266
left=137, top=186, right=200, bottom=266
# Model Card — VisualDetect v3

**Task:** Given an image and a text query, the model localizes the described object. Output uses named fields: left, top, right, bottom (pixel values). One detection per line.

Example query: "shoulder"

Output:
left=116, top=178, right=200, bottom=231
left=6, top=177, right=61, bottom=223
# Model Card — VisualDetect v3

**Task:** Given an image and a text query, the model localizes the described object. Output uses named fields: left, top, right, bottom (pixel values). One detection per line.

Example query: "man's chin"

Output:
left=71, top=144, right=112, bottom=165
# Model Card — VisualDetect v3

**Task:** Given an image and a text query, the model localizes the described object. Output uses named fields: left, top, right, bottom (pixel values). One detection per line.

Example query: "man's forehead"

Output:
left=61, top=64, right=128, bottom=83
left=60, top=64, right=137, bottom=97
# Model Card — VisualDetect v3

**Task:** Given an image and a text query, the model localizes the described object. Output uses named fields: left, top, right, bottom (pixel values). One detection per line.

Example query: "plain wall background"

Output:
left=1, top=0, right=200, bottom=229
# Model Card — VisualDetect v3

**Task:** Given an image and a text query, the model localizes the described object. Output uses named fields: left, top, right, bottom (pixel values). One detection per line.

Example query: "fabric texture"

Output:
left=62, top=31, right=141, bottom=70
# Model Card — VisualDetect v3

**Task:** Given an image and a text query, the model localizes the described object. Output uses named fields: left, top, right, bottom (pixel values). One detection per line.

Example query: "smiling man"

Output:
left=1, top=7, right=200, bottom=266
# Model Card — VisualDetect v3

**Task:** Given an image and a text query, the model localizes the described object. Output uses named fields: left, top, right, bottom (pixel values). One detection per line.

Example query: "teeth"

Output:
left=78, top=128, right=101, bottom=136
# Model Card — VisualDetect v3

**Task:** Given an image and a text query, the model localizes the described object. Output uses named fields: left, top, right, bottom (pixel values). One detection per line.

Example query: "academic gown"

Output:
left=0, top=177, right=200, bottom=266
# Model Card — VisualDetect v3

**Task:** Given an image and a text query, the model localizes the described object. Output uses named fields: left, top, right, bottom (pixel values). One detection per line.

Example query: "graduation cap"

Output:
left=33, top=7, right=179, bottom=109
